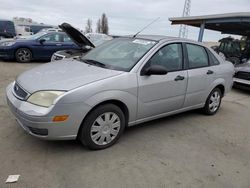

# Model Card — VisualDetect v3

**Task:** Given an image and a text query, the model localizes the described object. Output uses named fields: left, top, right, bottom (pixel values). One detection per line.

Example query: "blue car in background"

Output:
left=0, top=31, right=80, bottom=62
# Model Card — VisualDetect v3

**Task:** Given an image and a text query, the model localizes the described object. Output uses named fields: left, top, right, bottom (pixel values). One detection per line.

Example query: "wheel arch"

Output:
left=77, top=99, right=130, bottom=139
left=15, top=46, right=33, bottom=59
left=216, top=84, right=225, bottom=97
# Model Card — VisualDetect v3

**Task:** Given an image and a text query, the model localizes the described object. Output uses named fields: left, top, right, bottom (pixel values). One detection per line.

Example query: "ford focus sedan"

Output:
left=6, top=34, right=234, bottom=150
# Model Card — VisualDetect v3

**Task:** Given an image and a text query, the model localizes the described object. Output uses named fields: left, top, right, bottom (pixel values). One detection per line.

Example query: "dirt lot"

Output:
left=0, top=60, right=250, bottom=188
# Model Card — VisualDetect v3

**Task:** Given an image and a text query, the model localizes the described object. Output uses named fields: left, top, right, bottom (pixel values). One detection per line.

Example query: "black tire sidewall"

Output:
left=15, top=48, right=32, bottom=63
left=204, top=88, right=222, bottom=115
left=79, top=104, right=126, bottom=150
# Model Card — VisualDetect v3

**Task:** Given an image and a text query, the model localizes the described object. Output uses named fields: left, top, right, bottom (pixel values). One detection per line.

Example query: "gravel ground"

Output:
left=0, top=61, right=250, bottom=188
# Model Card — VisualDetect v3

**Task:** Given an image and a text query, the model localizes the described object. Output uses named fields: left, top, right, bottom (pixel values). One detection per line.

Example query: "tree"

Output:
left=96, top=13, right=109, bottom=34
left=96, top=19, right=101, bottom=33
left=101, top=13, right=109, bottom=34
left=84, top=19, right=93, bottom=34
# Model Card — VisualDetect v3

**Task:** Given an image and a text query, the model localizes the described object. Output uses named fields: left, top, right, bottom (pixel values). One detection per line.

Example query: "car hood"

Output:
left=16, top=59, right=123, bottom=93
left=235, top=61, right=250, bottom=72
left=59, top=23, right=95, bottom=48
left=0, top=38, right=32, bottom=44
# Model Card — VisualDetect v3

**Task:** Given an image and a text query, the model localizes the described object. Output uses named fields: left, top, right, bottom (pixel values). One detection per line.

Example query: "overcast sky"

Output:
left=0, top=0, right=249, bottom=41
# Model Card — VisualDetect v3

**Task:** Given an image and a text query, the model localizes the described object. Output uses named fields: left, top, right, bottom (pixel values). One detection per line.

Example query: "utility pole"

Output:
left=179, top=0, right=191, bottom=38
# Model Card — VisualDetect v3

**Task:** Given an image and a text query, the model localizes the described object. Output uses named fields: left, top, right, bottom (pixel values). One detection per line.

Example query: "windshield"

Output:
left=81, top=38, right=156, bottom=71
left=25, top=32, right=47, bottom=40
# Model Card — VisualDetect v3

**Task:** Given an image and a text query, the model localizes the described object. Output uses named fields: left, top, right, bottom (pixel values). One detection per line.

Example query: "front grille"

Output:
left=235, top=71, right=250, bottom=80
left=13, top=82, right=28, bottom=100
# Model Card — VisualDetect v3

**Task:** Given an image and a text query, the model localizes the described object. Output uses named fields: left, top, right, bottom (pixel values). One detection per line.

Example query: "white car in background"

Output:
left=51, top=23, right=113, bottom=61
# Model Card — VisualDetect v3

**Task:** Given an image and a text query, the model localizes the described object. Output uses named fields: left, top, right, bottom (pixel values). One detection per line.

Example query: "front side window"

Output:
left=146, top=43, right=183, bottom=71
left=81, top=38, right=156, bottom=71
left=186, top=43, right=208, bottom=68
left=40, top=33, right=61, bottom=42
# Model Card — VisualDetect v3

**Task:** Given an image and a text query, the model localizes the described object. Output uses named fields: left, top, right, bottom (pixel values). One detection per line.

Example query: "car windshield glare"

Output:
left=81, top=38, right=156, bottom=71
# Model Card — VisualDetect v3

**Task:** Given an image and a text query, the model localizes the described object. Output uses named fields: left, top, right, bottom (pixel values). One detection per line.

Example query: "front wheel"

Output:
left=79, top=104, right=125, bottom=150
left=15, top=48, right=32, bottom=63
left=203, top=88, right=222, bottom=115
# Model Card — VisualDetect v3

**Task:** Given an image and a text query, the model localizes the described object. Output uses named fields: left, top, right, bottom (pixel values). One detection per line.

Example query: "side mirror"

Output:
left=39, top=38, right=46, bottom=44
left=141, top=65, right=168, bottom=76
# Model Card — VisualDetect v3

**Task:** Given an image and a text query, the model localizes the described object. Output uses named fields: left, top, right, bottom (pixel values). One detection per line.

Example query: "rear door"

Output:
left=137, top=43, right=188, bottom=119
left=61, top=33, right=79, bottom=50
left=183, top=43, right=213, bottom=107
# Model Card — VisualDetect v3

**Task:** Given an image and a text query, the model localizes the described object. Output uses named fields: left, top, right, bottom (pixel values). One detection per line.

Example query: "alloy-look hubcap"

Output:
left=91, top=112, right=121, bottom=146
left=209, top=91, right=221, bottom=112
left=17, top=49, right=30, bottom=62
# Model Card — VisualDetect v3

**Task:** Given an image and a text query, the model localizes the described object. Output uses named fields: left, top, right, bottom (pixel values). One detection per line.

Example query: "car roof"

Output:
left=124, top=34, right=196, bottom=43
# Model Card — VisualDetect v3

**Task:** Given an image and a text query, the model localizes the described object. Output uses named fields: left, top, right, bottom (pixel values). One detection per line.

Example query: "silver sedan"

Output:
left=6, top=35, right=234, bottom=150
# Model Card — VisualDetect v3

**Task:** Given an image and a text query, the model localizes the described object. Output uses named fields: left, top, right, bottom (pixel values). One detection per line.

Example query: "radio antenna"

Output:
left=133, top=17, right=160, bottom=38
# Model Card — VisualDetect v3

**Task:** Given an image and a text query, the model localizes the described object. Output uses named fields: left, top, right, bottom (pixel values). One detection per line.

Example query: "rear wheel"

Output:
left=15, top=48, right=32, bottom=63
left=203, top=88, right=222, bottom=115
left=79, top=104, right=125, bottom=150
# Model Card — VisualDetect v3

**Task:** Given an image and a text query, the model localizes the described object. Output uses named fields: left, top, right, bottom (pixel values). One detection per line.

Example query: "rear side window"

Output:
left=207, top=49, right=220, bottom=65
left=186, top=44, right=209, bottom=68
left=62, top=34, right=72, bottom=42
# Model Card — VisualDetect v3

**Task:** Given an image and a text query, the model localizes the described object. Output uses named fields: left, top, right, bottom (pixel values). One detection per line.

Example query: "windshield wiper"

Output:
left=81, top=59, right=106, bottom=68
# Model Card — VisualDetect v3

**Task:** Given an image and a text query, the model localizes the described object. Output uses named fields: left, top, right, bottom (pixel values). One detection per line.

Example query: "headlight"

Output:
left=27, top=91, right=65, bottom=107
left=0, top=41, right=16, bottom=46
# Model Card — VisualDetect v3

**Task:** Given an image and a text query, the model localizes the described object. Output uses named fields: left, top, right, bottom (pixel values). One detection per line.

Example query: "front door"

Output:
left=35, top=33, right=65, bottom=59
left=137, top=43, right=188, bottom=119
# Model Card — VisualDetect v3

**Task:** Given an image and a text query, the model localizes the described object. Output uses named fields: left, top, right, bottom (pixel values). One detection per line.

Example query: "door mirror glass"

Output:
left=141, top=65, right=168, bottom=76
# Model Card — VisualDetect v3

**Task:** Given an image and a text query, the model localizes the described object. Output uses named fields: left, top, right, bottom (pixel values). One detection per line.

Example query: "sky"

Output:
left=0, top=0, right=250, bottom=41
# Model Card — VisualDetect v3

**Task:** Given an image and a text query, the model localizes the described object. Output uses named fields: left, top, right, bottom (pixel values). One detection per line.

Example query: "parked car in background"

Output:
left=6, top=35, right=234, bottom=150
left=0, top=19, right=16, bottom=38
left=51, top=23, right=113, bottom=61
left=85, top=33, right=113, bottom=46
left=40, top=27, right=62, bottom=32
left=234, top=59, right=250, bottom=90
left=213, top=37, right=250, bottom=65
left=0, top=31, right=80, bottom=62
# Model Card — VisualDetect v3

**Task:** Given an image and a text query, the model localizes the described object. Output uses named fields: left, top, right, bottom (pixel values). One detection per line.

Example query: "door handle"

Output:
left=207, top=70, right=214, bottom=75
left=174, top=75, right=185, bottom=81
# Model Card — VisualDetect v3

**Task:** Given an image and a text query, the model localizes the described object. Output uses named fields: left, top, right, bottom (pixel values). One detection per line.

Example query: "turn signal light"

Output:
left=53, top=115, right=69, bottom=122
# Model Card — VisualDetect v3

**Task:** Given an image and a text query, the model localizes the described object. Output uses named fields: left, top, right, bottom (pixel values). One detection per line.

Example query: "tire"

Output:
left=203, top=88, right=222, bottom=115
left=15, top=48, right=32, bottom=63
left=79, top=104, right=126, bottom=150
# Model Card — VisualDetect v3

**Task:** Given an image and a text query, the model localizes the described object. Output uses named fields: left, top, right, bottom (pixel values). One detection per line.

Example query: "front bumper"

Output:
left=6, top=83, right=92, bottom=140
left=233, top=78, right=250, bottom=90
left=51, top=53, right=66, bottom=62
left=0, top=46, right=15, bottom=59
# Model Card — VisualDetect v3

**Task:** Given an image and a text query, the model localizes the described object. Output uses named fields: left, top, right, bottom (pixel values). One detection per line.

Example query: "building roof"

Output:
left=169, top=12, right=250, bottom=36
left=0, top=19, right=12, bottom=22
